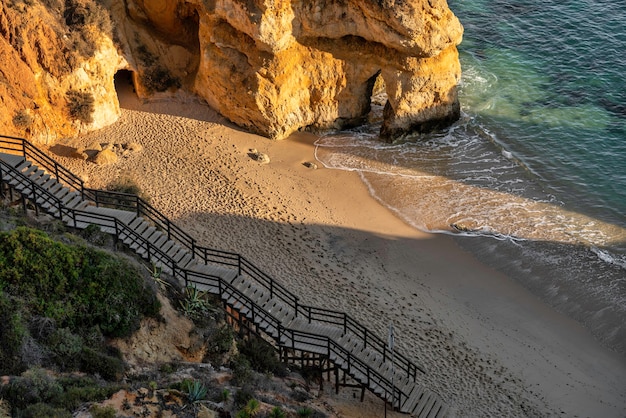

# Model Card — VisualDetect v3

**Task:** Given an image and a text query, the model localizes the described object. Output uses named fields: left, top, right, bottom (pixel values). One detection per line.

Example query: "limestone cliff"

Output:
left=0, top=0, right=462, bottom=143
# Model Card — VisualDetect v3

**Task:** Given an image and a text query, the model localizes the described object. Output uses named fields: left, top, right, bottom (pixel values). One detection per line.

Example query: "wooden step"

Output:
left=15, top=161, right=31, bottom=171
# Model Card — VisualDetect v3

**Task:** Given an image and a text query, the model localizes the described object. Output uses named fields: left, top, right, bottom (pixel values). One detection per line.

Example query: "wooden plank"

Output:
left=426, top=401, right=444, bottom=418
left=402, top=386, right=424, bottom=413
left=16, top=161, right=31, bottom=171
left=34, top=174, right=51, bottom=185
left=129, top=217, right=144, bottom=229
left=53, top=188, right=70, bottom=200
left=414, top=392, right=433, bottom=417
left=22, top=165, right=39, bottom=177
left=152, top=233, right=168, bottom=249
left=419, top=394, right=438, bottom=418
left=0, top=153, right=25, bottom=167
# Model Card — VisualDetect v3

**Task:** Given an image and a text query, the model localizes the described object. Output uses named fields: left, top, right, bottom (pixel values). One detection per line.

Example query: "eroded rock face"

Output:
left=145, top=0, right=463, bottom=140
left=1, top=0, right=462, bottom=142
left=0, top=1, right=124, bottom=143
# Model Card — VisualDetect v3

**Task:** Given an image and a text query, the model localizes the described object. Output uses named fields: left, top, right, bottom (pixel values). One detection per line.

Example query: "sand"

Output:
left=47, top=84, right=626, bottom=417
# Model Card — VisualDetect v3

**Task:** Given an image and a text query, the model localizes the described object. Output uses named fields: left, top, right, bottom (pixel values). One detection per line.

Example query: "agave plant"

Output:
left=183, top=379, right=207, bottom=403
left=179, top=285, right=216, bottom=320
left=296, top=407, right=313, bottom=418
left=245, top=398, right=260, bottom=416
left=268, top=406, right=286, bottom=418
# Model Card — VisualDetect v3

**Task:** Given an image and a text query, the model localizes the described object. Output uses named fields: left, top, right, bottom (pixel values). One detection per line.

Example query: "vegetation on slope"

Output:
left=0, top=224, right=160, bottom=415
left=0, top=209, right=327, bottom=417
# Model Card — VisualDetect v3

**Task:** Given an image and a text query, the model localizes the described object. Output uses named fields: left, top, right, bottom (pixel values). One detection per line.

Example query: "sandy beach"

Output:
left=47, top=84, right=626, bottom=417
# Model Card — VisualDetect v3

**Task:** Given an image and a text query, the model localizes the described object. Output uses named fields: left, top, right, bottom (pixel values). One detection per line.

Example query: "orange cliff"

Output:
left=0, top=0, right=463, bottom=143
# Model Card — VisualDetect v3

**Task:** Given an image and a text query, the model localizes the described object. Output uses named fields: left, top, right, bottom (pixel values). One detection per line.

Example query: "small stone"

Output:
left=248, top=150, right=270, bottom=164
left=303, top=161, right=317, bottom=169
left=92, top=148, right=118, bottom=165
left=86, top=141, right=102, bottom=152
left=255, top=152, right=270, bottom=164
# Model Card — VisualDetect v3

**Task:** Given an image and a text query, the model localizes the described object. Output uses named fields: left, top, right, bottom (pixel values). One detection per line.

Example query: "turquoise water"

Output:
left=314, top=1, right=626, bottom=352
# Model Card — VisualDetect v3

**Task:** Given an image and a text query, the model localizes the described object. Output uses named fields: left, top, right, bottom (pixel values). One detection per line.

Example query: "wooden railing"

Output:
left=0, top=134, right=85, bottom=195
left=0, top=135, right=431, bottom=411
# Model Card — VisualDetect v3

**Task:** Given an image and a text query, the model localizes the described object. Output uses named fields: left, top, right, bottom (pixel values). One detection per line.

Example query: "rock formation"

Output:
left=0, top=0, right=462, bottom=143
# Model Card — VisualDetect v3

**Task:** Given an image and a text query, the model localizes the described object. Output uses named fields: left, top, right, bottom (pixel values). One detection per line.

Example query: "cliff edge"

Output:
left=1, top=0, right=462, bottom=142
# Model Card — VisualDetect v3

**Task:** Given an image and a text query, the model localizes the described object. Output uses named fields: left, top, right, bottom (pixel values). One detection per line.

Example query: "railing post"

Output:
left=270, top=278, right=274, bottom=299
left=237, top=256, right=242, bottom=276
left=364, top=328, right=367, bottom=350
left=21, top=139, right=26, bottom=157
left=32, top=185, right=39, bottom=216
left=136, top=196, right=141, bottom=218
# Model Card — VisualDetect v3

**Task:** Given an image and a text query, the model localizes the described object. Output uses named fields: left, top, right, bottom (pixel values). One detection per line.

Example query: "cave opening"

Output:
left=114, top=69, right=138, bottom=107
left=366, top=70, right=386, bottom=124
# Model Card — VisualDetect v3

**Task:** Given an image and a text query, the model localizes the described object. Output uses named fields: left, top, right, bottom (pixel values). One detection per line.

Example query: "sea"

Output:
left=313, top=0, right=626, bottom=353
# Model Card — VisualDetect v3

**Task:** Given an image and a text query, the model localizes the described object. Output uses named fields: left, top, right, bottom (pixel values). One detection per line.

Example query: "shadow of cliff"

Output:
left=168, top=208, right=626, bottom=358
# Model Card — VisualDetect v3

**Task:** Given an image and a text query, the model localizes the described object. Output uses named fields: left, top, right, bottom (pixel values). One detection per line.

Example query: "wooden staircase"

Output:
left=0, top=135, right=450, bottom=417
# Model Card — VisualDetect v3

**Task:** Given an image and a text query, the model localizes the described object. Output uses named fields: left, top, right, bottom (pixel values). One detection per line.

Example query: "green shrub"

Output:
left=234, top=386, right=254, bottom=409
left=80, top=224, right=112, bottom=247
left=209, top=325, right=234, bottom=354
left=89, top=405, right=116, bottom=418
left=231, top=354, right=252, bottom=386
left=1, top=368, right=63, bottom=410
left=0, top=227, right=160, bottom=339
left=55, top=378, right=120, bottom=411
left=21, top=403, right=72, bottom=418
left=80, top=347, right=125, bottom=381
left=48, top=327, right=83, bottom=371
left=66, top=90, right=95, bottom=123
left=221, top=388, right=231, bottom=402
left=238, top=336, right=287, bottom=377
left=0, top=293, right=27, bottom=375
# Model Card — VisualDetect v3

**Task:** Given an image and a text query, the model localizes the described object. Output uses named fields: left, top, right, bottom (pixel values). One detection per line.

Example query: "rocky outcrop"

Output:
left=1, top=0, right=462, bottom=143
left=0, top=0, right=124, bottom=143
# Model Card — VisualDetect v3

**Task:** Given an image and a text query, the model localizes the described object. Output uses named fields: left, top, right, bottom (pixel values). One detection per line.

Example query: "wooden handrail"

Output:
left=0, top=135, right=431, bottom=405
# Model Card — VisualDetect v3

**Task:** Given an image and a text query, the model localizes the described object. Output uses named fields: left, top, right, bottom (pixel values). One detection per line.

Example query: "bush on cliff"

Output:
left=66, top=90, right=95, bottom=123
left=0, top=227, right=161, bottom=376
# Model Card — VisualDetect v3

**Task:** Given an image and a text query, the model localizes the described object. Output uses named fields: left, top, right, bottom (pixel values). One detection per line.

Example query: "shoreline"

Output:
left=48, top=89, right=626, bottom=416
